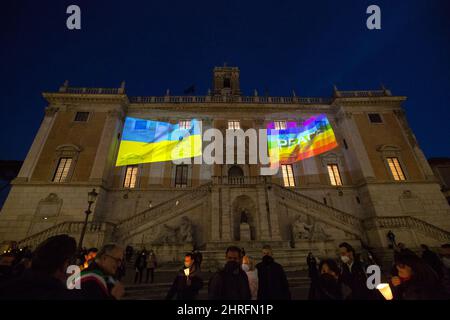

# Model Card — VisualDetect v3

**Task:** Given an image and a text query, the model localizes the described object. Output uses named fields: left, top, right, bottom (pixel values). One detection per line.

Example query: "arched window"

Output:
left=228, top=165, right=244, bottom=177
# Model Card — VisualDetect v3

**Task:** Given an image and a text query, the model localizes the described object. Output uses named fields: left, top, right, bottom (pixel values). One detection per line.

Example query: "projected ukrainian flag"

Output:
left=115, top=117, right=202, bottom=166
left=267, top=114, right=338, bottom=164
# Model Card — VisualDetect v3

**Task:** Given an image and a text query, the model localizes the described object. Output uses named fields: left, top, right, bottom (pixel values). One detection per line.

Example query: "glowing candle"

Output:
left=376, top=283, right=393, bottom=300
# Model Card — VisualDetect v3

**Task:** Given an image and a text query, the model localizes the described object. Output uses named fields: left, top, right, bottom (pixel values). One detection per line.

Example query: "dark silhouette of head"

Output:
left=31, top=235, right=77, bottom=281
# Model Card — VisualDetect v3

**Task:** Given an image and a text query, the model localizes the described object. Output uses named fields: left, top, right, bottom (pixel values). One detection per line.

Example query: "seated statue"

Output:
left=293, top=216, right=313, bottom=240
left=178, top=216, right=194, bottom=243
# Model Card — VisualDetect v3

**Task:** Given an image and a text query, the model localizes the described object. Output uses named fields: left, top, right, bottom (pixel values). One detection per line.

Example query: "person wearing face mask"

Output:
left=309, top=259, right=343, bottom=300
left=242, top=255, right=258, bottom=300
left=390, top=252, right=446, bottom=300
left=338, top=242, right=375, bottom=300
left=166, top=253, right=203, bottom=300
left=256, top=245, right=291, bottom=300
left=208, top=246, right=251, bottom=300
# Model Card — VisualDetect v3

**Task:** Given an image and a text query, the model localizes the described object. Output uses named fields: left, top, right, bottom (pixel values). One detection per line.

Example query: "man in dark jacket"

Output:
left=309, top=259, right=343, bottom=300
left=208, top=246, right=251, bottom=300
left=0, top=235, right=78, bottom=300
left=76, top=243, right=125, bottom=300
left=166, top=253, right=203, bottom=300
left=256, top=245, right=291, bottom=300
left=134, top=248, right=147, bottom=284
left=339, top=242, right=375, bottom=300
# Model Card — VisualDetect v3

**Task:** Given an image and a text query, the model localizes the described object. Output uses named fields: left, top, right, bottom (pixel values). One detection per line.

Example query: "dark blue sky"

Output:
left=1, top=0, right=449, bottom=160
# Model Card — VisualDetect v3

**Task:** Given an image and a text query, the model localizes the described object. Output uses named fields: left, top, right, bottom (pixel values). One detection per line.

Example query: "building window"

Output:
left=368, top=113, right=383, bottom=124
left=228, top=120, right=240, bottom=130
left=343, top=139, right=348, bottom=149
left=53, top=157, right=73, bottom=182
left=175, top=165, right=188, bottom=188
left=387, top=157, right=406, bottom=181
left=74, top=112, right=89, bottom=122
left=223, top=78, right=231, bottom=88
left=179, top=120, right=191, bottom=130
left=281, top=164, right=295, bottom=187
left=123, top=165, right=138, bottom=188
left=327, top=164, right=343, bottom=186
left=274, top=121, right=287, bottom=130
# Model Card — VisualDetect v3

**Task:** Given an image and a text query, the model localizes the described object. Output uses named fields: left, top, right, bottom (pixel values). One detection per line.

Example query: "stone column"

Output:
left=16, top=107, right=58, bottom=181
left=336, top=109, right=376, bottom=182
left=89, top=109, right=124, bottom=184
left=394, top=110, right=436, bottom=180
left=257, top=187, right=271, bottom=240
left=221, top=188, right=232, bottom=241
left=210, top=187, right=221, bottom=241
left=266, top=185, right=282, bottom=240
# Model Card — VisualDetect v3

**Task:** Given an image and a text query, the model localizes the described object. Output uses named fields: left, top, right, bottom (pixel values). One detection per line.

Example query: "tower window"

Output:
left=368, top=113, right=383, bottom=123
left=228, top=120, right=240, bottom=130
left=387, top=157, right=406, bottom=181
left=274, top=121, right=287, bottom=130
left=327, top=164, right=343, bottom=186
left=123, top=165, right=138, bottom=188
left=175, top=165, right=188, bottom=188
left=74, top=112, right=89, bottom=122
left=53, top=157, right=73, bottom=182
left=281, top=164, right=295, bottom=187
left=223, top=78, right=231, bottom=88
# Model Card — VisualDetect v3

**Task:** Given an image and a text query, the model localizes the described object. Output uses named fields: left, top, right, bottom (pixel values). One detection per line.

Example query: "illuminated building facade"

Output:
left=1, top=66, right=449, bottom=269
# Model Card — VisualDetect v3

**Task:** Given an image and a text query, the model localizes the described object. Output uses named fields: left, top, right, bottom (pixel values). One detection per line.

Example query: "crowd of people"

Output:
left=0, top=234, right=449, bottom=300
left=307, top=242, right=450, bottom=300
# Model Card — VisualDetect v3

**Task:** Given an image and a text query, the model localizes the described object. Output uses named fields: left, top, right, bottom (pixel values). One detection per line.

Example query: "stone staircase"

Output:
left=123, top=270, right=311, bottom=300
left=17, top=221, right=115, bottom=249
left=13, top=182, right=450, bottom=259
left=272, top=184, right=364, bottom=239
left=112, top=182, right=212, bottom=243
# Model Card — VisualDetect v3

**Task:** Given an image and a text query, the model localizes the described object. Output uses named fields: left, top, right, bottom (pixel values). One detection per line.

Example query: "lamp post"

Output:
left=77, top=188, right=98, bottom=252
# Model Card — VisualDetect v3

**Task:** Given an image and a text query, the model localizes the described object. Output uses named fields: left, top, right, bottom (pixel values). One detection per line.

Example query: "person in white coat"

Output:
left=242, top=255, right=258, bottom=300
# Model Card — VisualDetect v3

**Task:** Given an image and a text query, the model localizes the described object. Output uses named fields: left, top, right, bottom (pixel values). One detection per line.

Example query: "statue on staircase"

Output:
left=153, top=216, right=194, bottom=245
left=293, top=215, right=313, bottom=240
left=240, top=208, right=249, bottom=224
left=178, top=216, right=194, bottom=243
left=310, top=221, right=332, bottom=241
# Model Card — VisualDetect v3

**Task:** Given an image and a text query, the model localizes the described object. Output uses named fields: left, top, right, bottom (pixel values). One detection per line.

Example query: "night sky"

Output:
left=1, top=0, right=449, bottom=161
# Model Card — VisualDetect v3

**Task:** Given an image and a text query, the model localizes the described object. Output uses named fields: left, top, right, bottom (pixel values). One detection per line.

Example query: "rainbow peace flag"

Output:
left=115, top=117, right=202, bottom=166
left=267, top=114, right=338, bottom=164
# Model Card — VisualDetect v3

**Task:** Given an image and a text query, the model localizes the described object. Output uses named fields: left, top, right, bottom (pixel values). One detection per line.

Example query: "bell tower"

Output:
left=212, top=65, right=241, bottom=96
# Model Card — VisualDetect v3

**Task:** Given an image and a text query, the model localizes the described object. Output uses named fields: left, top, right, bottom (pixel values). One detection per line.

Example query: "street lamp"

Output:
left=77, top=188, right=98, bottom=252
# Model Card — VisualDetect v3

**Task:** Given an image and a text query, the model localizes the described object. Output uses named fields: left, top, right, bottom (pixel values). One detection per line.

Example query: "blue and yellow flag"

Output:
left=115, top=117, right=202, bottom=166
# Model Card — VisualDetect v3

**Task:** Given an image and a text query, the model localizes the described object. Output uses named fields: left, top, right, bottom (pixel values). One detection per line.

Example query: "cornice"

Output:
left=42, top=92, right=129, bottom=105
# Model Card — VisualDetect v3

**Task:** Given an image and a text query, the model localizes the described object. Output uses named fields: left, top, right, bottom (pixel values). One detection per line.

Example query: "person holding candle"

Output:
left=166, top=253, right=203, bottom=300
left=390, top=252, right=446, bottom=300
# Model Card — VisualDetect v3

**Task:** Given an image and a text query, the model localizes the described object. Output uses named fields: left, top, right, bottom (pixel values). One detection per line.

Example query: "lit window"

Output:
left=124, top=165, right=138, bottom=188
left=274, top=121, right=287, bottom=130
left=387, top=157, right=406, bottom=181
left=74, top=112, right=89, bottom=122
left=179, top=120, right=191, bottom=130
left=281, top=164, right=295, bottom=187
left=228, top=120, right=240, bottom=130
left=53, top=158, right=73, bottom=182
left=327, top=164, right=343, bottom=186
left=175, top=165, right=188, bottom=188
